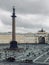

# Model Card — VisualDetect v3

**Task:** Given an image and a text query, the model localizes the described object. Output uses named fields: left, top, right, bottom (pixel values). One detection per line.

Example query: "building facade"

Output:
left=34, top=29, right=49, bottom=43
left=17, top=29, right=49, bottom=44
left=0, top=29, right=49, bottom=44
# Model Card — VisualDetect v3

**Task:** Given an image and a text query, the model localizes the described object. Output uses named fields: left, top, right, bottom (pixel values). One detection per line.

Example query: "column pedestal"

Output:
left=10, top=41, right=18, bottom=49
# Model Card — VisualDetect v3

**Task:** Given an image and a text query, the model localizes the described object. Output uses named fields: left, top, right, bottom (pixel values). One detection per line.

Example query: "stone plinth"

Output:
left=10, top=41, right=18, bottom=49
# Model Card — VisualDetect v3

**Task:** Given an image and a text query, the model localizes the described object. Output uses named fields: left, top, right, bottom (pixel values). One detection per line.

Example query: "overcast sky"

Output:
left=0, top=0, right=49, bottom=33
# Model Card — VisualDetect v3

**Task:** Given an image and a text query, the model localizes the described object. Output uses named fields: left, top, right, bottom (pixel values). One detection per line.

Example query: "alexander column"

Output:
left=10, top=7, right=18, bottom=49
left=12, top=7, right=16, bottom=41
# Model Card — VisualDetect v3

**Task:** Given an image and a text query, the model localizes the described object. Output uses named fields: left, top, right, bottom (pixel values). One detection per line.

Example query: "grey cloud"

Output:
left=0, top=0, right=49, bottom=33
left=16, top=18, right=44, bottom=29
left=0, top=15, right=11, bottom=25
left=0, top=0, right=49, bottom=15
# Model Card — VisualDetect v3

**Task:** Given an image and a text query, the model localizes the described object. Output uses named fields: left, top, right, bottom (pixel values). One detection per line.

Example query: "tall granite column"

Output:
left=10, top=7, right=18, bottom=49
left=12, top=7, right=16, bottom=41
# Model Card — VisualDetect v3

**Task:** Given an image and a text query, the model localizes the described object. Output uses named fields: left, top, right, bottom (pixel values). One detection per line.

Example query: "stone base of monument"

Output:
left=10, top=41, right=18, bottom=49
